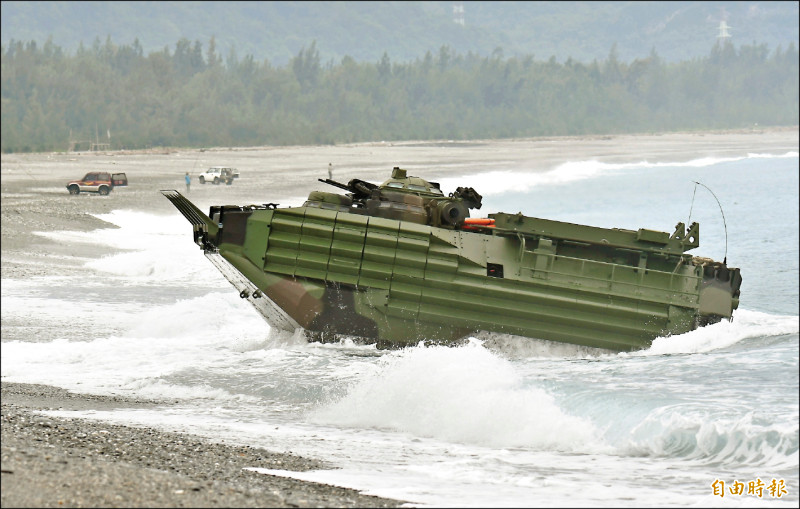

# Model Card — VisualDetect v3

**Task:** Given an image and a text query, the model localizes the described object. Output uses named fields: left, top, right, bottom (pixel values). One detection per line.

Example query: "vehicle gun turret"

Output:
left=310, top=167, right=482, bottom=227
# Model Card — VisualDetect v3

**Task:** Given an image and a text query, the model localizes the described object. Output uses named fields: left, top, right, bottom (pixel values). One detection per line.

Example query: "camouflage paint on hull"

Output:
left=162, top=187, right=741, bottom=352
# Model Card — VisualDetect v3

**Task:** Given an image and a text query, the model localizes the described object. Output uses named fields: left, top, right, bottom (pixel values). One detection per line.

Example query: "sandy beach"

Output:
left=2, top=127, right=798, bottom=508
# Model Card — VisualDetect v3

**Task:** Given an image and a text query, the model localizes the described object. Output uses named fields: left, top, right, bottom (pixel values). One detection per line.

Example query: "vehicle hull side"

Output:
left=213, top=206, right=709, bottom=351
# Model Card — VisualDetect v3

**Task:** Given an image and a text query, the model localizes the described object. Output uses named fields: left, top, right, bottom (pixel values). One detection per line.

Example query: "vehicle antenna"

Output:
left=12, top=162, right=39, bottom=181
left=691, top=181, right=728, bottom=265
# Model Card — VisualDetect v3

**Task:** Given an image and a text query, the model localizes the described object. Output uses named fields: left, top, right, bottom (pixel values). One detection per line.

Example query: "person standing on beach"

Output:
left=328, top=162, right=333, bottom=180
left=185, top=172, right=191, bottom=192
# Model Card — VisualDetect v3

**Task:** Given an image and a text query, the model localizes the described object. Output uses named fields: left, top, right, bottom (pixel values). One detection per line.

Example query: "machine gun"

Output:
left=319, top=178, right=378, bottom=200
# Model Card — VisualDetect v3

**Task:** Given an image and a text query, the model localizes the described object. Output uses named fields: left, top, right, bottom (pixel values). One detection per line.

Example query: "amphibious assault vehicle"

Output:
left=162, top=167, right=741, bottom=351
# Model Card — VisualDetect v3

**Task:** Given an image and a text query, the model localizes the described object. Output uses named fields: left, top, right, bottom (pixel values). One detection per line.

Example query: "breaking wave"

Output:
left=310, top=339, right=604, bottom=451
left=436, top=151, right=799, bottom=196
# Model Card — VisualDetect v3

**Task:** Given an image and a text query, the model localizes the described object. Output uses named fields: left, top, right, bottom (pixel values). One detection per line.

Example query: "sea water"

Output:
left=1, top=152, right=798, bottom=507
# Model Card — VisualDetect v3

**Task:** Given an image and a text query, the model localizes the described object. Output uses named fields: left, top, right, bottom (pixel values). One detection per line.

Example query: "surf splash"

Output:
left=310, top=339, right=603, bottom=450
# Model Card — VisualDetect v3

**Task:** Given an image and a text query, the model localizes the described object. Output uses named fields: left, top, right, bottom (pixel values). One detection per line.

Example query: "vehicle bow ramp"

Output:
left=161, top=190, right=219, bottom=250
left=160, top=189, right=300, bottom=333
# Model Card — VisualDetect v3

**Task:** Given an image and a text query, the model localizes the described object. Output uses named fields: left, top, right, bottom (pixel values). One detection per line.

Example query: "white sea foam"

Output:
left=122, top=379, right=263, bottom=403
left=0, top=291, right=267, bottom=397
left=622, top=407, right=799, bottom=470
left=310, top=339, right=603, bottom=451
left=121, top=292, right=265, bottom=339
left=32, top=211, right=230, bottom=285
left=473, top=331, right=615, bottom=359
left=1, top=291, right=122, bottom=325
left=640, top=309, right=799, bottom=356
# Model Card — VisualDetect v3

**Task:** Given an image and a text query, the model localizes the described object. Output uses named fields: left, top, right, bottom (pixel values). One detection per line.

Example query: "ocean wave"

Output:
left=309, top=339, right=605, bottom=451
left=436, top=151, right=799, bottom=196
left=620, top=407, right=799, bottom=470
left=639, top=309, right=799, bottom=356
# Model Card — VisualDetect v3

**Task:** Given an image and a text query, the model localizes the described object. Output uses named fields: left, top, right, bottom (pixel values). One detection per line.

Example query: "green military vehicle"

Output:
left=162, top=167, right=741, bottom=351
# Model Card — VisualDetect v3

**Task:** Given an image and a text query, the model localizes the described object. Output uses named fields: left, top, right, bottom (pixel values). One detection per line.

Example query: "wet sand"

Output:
left=1, top=128, right=798, bottom=507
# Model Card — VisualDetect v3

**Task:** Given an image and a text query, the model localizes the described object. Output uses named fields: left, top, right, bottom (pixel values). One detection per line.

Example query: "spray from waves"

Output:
left=435, top=151, right=799, bottom=197
left=1, top=292, right=269, bottom=396
left=620, top=405, right=799, bottom=471
left=449, top=309, right=798, bottom=361
left=85, top=246, right=213, bottom=280
left=237, top=327, right=310, bottom=352
left=309, top=339, right=604, bottom=451
left=122, top=292, right=266, bottom=339
left=473, top=331, right=615, bottom=360
left=83, top=238, right=223, bottom=283
left=634, top=309, right=799, bottom=356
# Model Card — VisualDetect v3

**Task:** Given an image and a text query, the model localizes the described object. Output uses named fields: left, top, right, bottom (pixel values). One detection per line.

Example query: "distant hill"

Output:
left=2, top=1, right=798, bottom=65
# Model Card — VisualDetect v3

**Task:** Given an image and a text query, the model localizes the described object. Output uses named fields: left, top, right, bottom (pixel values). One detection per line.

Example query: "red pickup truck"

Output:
left=66, top=172, right=128, bottom=195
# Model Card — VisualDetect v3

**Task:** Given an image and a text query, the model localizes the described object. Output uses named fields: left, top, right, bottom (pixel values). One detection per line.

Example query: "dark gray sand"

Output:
left=2, top=129, right=798, bottom=507
left=1, top=383, right=406, bottom=508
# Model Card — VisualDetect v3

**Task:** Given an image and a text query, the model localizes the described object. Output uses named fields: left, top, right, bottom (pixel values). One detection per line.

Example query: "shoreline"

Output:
left=3, top=129, right=798, bottom=507
left=2, top=125, right=797, bottom=158
left=0, top=382, right=408, bottom=508
left=3, top=127, right=797, bottom=280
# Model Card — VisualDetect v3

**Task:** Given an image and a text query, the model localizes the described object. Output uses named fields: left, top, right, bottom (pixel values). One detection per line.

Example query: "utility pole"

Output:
left=453, top=2, right=464, bottom=26
left=717, top=20, right=732, bottom=40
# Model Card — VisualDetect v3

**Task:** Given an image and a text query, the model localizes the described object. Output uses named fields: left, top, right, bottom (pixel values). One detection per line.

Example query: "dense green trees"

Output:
left=1, top=37, right=797, bottom=153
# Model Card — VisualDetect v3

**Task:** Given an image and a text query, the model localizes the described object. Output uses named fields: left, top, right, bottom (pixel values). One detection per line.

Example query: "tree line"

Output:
left=1, top=36, right=797, bottom=153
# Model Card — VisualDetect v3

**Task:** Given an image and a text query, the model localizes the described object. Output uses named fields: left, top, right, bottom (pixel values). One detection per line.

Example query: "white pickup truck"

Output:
left=198, top=166, right=240, bottom=185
